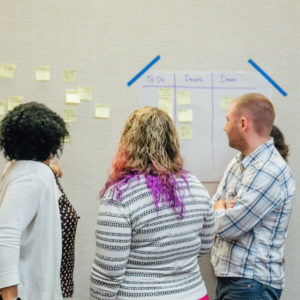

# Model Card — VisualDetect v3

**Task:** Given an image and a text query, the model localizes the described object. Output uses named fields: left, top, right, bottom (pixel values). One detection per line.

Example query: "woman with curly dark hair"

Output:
left=0, top=102, right=78, bottom=300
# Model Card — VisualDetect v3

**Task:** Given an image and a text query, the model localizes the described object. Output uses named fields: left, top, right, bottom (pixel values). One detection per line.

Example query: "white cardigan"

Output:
left=0, top=160, right=63, bottom=300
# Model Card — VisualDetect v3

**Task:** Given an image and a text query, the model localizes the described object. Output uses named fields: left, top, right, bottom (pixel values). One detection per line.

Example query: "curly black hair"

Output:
left=0, top=102, right=69, bottom=161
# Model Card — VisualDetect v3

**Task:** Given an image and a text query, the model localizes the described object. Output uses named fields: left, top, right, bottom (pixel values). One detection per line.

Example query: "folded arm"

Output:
left=215, top=170, right=282, bottom=241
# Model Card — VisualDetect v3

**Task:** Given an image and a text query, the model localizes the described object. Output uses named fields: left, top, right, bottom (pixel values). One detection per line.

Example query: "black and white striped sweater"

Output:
left=90, top=174, right=215, bottom=300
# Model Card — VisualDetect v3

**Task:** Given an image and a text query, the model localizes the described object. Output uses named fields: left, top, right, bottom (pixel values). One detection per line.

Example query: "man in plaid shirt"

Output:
left=211, top=93, right=295, bottom=300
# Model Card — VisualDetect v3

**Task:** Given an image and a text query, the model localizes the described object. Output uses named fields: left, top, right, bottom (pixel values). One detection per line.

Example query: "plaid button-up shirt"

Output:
left=211, top=139, right=295, bottom=289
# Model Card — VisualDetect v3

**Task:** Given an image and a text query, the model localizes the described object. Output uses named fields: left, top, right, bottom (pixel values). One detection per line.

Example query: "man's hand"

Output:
left=214, top=199, right=226, bottom=211
left=227, top=197, right=237, bottom=208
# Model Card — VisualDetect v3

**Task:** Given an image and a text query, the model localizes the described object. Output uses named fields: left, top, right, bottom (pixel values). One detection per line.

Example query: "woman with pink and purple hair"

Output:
left=90, top=106, right=215, bottom=300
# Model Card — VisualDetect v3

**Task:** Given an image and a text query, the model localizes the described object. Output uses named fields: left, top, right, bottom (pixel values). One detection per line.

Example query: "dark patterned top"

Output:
left=54, top=173, right=79, bottom=298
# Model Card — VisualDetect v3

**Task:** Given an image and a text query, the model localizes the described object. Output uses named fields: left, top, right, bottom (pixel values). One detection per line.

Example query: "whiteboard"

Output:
left=141, top=71, right=272, bottom=181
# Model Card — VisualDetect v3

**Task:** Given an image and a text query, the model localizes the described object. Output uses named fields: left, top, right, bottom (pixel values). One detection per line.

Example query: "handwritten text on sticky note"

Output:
left=158, top=88, right=173, bottom=119
left=177, top=91, right=190, bottom=105
left=62, top=69, right=76, bottom=83
left=79, top=86, right=92, bottom=101
left=179, top=126, right=193, bottom=140
left=63, top=109, right=77, bottom=123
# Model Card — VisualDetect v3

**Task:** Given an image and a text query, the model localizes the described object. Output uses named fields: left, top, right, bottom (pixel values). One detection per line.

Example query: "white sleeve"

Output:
left=0, top=175, right=41, bottom=288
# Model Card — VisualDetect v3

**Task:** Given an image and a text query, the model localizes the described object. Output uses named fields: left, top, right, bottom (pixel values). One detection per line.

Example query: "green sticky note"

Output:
left=62, top=69, right=77, bottom=83
left=220, top=97, right=234, bottom=110
left=36, top=66, right=51, bottom=81
left=8, top=96, right=23, bottom=111
left=0, top=64, right=16, bottom=79
left=63, top=108, right=77, bottom=123
left=95, top=104, right=109, bottom=119
left=179, top=126, right=193, bottom=140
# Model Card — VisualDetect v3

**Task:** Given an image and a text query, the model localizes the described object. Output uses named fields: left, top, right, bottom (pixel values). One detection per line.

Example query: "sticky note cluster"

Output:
left=158, top=88, right=173, bottom=119
left=177, top=90, right=193, bottom=140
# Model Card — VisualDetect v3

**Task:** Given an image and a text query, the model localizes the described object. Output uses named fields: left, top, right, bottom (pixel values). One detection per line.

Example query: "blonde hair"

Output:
left=115, top=106, right=183, bottom=175
left=102, top=106, right=187, bottom=218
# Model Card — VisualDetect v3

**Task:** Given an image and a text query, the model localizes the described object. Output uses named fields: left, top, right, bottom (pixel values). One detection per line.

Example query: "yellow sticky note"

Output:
left=177, top=91, right=190, bottom=105
left=158, top=88, right=173, bottom=119
left=62, top=69, right=76, bottom=83
left=179, top=126, right=193, bottom=140
left=178, top=109, right=193, bottom=123
left=65, top=89, right=80, bottom=104
left=0, top=101, right=6, bottom=115
left=95, top=104, right=109, bottom=119
left=36, top=66, right=51, bottom=81
left=79, top=86, right=92, bottom=101
left=0, top=64, right=16, bottom=79
left=159, top=88, right=173, bottom=102
left=63, top=109, right=77, bottom=123
left=220, top=97, right=234, bottom=110
left=64, top=128, right=71, bottom=143
left=8, top=96, right=23, bottom=111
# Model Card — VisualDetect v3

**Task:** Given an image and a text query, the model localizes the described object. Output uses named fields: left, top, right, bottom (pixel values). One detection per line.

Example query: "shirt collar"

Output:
left=235, top=138, right=274, bottom=169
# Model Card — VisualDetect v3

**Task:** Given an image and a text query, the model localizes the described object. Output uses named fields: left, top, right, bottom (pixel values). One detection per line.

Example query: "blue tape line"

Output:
left=248, top=59, right=287, bottom=96
left=127, top=55, right=161, bottom=86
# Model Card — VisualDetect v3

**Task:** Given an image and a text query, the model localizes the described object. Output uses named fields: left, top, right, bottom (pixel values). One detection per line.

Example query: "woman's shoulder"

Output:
left=176, top=172, right=203, bottom=188
left=179, top=173, right=211, bottom=200
left=7, top=160, right=55, bottom=186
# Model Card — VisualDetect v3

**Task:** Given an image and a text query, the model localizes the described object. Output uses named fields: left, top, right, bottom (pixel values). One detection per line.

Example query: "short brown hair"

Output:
left=234, top=93, right=275, bottom=136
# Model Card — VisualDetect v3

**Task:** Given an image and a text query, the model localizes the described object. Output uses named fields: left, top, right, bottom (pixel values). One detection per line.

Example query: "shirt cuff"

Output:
left=214, top=209, right=225, bottom=217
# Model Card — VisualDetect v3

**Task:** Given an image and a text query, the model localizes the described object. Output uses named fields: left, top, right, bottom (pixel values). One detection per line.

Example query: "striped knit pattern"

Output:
left=90, top=174, right=215, bottom=300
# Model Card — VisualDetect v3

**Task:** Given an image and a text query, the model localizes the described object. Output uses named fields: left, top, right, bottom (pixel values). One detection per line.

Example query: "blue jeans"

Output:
left=214, top=277, right=282, bottom=300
